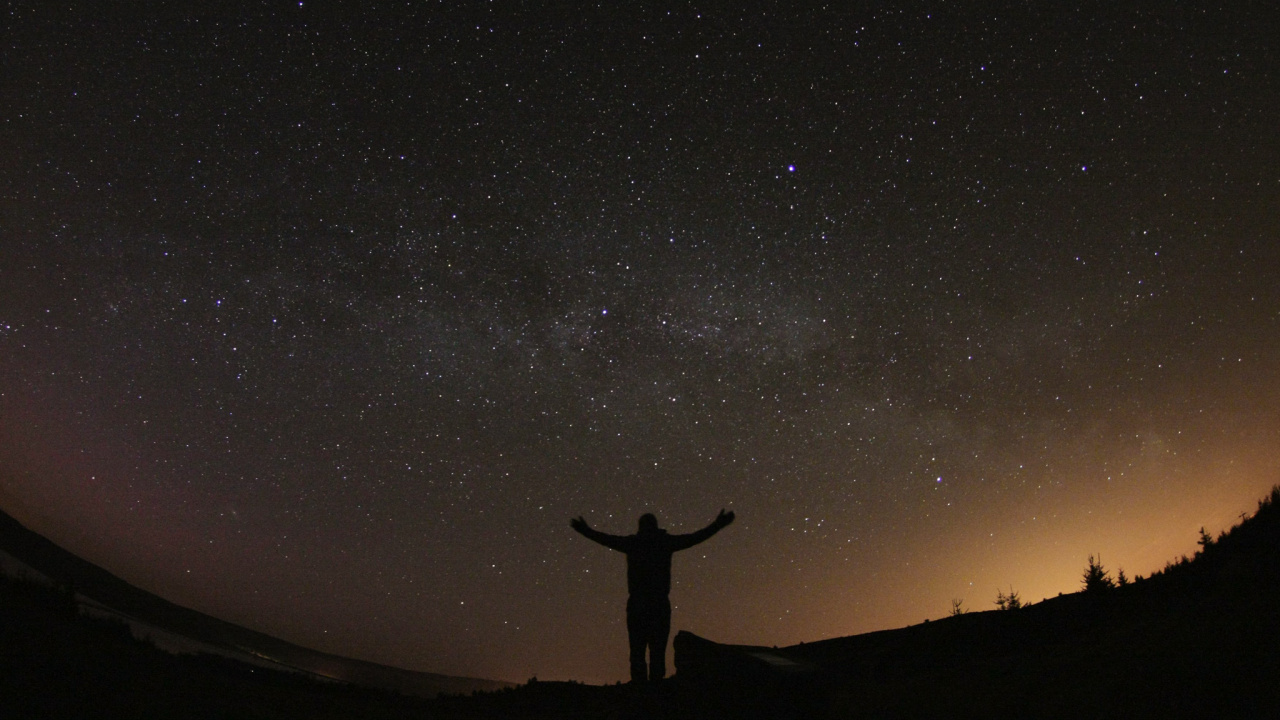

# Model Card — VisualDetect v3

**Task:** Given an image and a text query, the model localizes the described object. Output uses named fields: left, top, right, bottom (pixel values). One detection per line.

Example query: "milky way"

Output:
left=2, top=3, right=1278, bottom=683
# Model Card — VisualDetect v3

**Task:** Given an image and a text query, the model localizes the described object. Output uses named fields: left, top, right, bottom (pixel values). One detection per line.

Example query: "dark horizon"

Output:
left=2, top=2, right=1278, bottom=684
left=6, top=485, right=1280, bottom=720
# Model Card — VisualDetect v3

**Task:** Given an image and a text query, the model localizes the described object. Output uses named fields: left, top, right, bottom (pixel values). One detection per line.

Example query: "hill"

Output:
left=0, top=508, right=511, bottom=702
left=676, top=485, right=1280, bottom=718
left=1, top=571, right=453, bottom=719
left=1, top=566, right=625, bottom=720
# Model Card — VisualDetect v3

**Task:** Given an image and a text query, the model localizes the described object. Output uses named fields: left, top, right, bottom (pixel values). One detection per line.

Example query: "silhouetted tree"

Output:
left=1082, top=554, right=1115, bottom=592
left=1116, top=568, right=1130, bottom=586
left=949, top=598, right=968, bottom=616
left=994, top=587, right=1021, bottom=610
left=1197, top=526, right=1214, bottom=553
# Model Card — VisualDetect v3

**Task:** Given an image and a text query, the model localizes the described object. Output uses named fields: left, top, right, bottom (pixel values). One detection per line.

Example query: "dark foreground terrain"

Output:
left=677, top=486, right=1280, bottom=719
left=0, top=506, right=509, bottom=700
left=4, top=487, right=1280, bottom=719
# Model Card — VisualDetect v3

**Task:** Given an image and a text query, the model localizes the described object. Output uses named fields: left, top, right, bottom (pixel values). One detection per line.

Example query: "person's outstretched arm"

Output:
left=570, top=516, right=630, bottom=552
left=670, top=509, right=735, bottom=551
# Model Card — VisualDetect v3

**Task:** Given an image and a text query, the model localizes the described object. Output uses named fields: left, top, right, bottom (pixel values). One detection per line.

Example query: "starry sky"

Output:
left=2, top=2, right=1278, bottom=684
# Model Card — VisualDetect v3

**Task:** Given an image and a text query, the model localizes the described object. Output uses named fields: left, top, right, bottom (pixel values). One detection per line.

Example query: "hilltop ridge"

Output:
left=675, top=486, right=1280, bottom=718
left=0, top=507, right=512, bottom=700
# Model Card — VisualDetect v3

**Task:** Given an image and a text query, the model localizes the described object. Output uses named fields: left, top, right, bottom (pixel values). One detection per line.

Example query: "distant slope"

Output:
left=1, top=572, right=458, bottom=720
left=676, top=486, right=1280, bottom=718
left=0, top=507, right=512, bottom=698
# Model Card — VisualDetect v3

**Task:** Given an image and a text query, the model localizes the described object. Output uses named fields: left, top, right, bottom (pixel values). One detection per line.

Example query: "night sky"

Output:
left=2, top=2, right=1279, bottom=685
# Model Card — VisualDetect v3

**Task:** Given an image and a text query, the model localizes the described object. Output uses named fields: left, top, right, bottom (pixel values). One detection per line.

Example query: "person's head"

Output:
left=637, top=513, right=659, bottom=533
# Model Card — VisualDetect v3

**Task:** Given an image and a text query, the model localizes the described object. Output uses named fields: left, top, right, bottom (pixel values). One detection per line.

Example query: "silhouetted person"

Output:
left=570, top=509, right=735, bottom=683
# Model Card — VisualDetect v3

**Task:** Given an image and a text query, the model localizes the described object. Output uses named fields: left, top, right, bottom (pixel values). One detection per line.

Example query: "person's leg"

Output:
left=625, top=598, right=648, bottom=683
left=647, top=597, right=672, bottom=682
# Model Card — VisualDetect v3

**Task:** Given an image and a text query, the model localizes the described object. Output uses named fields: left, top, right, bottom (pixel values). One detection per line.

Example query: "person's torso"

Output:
left=625, top=534, right=675, bottom=598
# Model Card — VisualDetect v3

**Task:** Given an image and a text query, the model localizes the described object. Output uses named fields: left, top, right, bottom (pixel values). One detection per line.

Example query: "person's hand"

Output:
left=570, top=516, right=589, bottom=533
left=716, top=509, right=735, bottom=526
